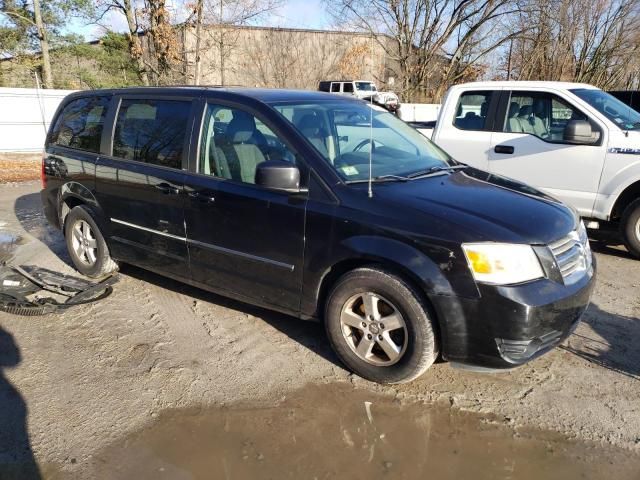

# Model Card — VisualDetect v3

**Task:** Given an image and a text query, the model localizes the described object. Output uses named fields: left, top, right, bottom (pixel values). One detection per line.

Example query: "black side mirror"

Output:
left=255, top=160, right=304, bottom=192
left=564, top=120, right=595, bottom=145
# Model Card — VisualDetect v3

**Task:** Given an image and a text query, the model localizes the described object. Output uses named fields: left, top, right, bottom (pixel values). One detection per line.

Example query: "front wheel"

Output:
left=64, top=205, right=118, bottom=278
left=325, top=267, right=438, bottom=384
left=621, top=199, right=640, bottom=259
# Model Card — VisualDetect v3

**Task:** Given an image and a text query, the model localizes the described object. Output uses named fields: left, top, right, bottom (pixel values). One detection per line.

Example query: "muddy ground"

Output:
left=0, top=181, right=639, bottom=478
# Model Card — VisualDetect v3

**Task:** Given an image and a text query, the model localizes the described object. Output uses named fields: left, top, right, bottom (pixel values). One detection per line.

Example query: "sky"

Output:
left=63, top=0, right=333, bottom=42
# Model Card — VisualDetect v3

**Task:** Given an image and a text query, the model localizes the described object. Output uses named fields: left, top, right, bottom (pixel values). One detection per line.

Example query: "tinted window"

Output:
left=48, top=96, right=109, bottom=153
left=343, top=83, right=354, bottom=93
left=331, top=83, right=341, bottom=93
left=454, top=91, right=492, bottom=131
left=199, top=104, right=297, bottom=184
left=504, top=91, right=594, bottom=142
left=113, top=99, right=191, bottom=169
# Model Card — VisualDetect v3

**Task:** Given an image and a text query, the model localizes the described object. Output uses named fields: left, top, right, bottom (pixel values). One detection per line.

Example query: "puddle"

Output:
left=91, top=383, right=640, bottom=480
left=0, top=231, right=24, bottom=262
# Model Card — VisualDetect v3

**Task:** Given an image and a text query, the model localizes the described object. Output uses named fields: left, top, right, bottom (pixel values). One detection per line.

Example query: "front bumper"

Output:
left=430, top=257, right=596, bottom=370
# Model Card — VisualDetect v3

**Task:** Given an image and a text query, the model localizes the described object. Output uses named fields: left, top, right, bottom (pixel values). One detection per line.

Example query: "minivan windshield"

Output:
left=272, top=101, right=452, bottom=182
left=571, top=88, right=640, bottom=130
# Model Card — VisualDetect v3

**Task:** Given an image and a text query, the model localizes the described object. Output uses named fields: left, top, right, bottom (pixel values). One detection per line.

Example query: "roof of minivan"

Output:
left=68, top=86, right=358, bottom=104
left=450, top=81, right=600, bottom=90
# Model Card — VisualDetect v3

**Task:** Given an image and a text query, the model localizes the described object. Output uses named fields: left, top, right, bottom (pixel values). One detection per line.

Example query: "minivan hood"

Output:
left=371, top=168, right=577, bottom=245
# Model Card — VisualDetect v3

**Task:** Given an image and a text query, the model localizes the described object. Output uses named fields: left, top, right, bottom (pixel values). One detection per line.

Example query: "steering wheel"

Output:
left=354, top=139, right=383, bottom=152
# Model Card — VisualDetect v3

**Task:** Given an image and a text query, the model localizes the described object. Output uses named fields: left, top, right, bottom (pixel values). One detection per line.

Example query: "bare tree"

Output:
left=501, top=0, right=640, bottom=90
left=186, top=0, right=282, bottom=85
left=325, top=0, right=523, bottom=101
left=98, top=0, right=150, bottom=84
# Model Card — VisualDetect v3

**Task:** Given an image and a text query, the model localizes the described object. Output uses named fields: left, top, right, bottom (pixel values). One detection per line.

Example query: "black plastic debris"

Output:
left=0, top=264, right=117, bottom=316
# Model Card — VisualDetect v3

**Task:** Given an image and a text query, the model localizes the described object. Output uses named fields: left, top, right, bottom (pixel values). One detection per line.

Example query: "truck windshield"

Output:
left=272, top=101, right=452, bottom=182
left=356, top=82, right=376, bottom=92
left=571, top=88, right=640, bottom=130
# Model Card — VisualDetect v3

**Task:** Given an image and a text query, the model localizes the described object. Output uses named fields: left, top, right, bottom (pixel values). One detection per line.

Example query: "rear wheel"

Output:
left=64, top=206, right=118, bottom=278
left=325, top=267, right=438, bottom=384
left=621, top=199, right=640, bottom=259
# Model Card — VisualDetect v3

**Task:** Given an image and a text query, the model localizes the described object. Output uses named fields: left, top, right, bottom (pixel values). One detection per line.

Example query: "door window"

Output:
left=48, top=96, right=110, bottom=153
left=112, top=99, right=191, bottom=169
left=503, top=91, right=590, bottom=142
left=343, top=83, right=354, bottom=93
left=199, top=104, right=297, bottom=184
left=453, top=91, right=493, bottom=131
left=331, top=83, right=341, bottom=93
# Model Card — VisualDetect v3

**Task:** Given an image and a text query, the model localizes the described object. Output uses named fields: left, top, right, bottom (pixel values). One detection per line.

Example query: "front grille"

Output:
left=548, top=230, right=591, bottom=284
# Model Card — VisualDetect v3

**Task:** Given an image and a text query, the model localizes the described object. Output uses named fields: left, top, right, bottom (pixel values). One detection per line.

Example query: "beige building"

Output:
left=177, top=25, right=397, bottom=91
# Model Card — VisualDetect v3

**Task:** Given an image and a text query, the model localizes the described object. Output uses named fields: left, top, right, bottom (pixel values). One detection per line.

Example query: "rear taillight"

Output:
left=41, top=152, right=47, bottom=189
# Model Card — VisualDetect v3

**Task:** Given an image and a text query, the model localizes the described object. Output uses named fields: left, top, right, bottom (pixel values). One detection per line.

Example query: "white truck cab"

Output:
left=431, top=81, right=640, bottom=258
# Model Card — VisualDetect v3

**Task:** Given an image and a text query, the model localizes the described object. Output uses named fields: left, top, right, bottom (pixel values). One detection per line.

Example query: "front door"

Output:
left=488, top=90, right=607, bottom=216
left=95, top=96, right=196, bottom=277
left=184, top=102, right=306, bottom=311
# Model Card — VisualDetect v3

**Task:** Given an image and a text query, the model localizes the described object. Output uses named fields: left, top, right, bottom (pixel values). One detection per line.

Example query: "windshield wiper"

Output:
left=407, top=164, right=468, bottom=179
left=345, top=174, right=410, bottom=184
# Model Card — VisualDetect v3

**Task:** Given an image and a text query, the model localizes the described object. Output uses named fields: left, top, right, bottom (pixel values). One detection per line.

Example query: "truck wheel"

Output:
left=325, top=267, right=438, bottom=384
left=621, top=199, right=640, bottom=259
left=64, top=206, right=118, bottom=278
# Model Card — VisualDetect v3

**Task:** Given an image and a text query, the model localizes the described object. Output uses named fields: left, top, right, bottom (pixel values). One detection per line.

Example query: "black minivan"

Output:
left=41, top=87, right=596, bottom=383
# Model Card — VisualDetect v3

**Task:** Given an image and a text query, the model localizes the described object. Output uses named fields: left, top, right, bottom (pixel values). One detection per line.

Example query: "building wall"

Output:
left=181, top=26, right=396, bottom=91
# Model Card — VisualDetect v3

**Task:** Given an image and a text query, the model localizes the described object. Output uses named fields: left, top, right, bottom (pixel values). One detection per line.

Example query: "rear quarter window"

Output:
left=48, top=96, right=110, bottom=153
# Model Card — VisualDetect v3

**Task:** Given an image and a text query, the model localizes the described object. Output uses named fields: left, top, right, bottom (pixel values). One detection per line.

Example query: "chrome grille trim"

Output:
left=548, top=229, right=591, bottom=285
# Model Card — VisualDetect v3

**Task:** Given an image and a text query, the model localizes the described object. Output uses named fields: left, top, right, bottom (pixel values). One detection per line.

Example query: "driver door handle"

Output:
left=155, top=183, right=181, bottom=195
left=494, top=145, right=515, bottom=154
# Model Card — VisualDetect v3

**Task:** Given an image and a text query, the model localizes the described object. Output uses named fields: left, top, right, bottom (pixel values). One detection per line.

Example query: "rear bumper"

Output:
left=430, top=257, right=596, bottom=370
left=41, top=189, right=60, bottom=229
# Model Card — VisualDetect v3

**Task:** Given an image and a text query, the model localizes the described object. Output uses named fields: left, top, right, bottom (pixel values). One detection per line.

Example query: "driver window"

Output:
left=504, top=92, right=589, bottom=143
left=199, top=104, right=296, bottom=184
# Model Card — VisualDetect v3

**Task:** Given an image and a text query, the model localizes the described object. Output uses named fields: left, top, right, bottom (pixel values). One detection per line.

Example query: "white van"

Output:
left=429, top=81, right=640, bottom=258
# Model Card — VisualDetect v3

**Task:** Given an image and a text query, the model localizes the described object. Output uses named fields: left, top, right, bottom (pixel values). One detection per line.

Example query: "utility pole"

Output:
left=193, top=0, right=204, bottom=85
left=219, top=0, right=225, bottom=86
left=33, top=0, right=52, bottom=88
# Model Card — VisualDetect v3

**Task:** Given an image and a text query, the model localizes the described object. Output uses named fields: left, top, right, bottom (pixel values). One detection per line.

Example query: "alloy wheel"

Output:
left=71, top=219, right=98, bottom=267
left=339, top=292, right=408, bottom=366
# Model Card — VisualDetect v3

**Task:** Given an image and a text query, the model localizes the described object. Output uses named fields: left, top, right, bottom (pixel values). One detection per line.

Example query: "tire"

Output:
left=621, top=199, right=640, bottom=259
left=325, top=267, right=438, bottom=384
left=64, top=205, right=118, bottom=278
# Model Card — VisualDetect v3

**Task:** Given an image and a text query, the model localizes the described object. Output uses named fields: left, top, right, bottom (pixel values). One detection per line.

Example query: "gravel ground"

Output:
left=0, top=181, right=639, bottom=477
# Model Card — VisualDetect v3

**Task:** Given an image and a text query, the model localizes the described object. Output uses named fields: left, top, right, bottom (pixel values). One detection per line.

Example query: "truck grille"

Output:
left=548, top=229, right=592, bottom=284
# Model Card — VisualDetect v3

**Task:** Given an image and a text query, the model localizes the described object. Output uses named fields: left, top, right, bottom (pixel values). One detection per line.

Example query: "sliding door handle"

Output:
left=494, top=145, right=515, bottom=154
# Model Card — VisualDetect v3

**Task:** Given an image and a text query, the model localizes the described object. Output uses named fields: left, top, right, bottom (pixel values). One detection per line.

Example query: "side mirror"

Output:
left=255, top=160, right=304, bottom=192
left=564, top=120, right=595, bottom=145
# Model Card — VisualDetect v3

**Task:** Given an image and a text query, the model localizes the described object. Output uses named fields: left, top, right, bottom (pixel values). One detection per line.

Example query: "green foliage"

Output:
left=52, top=32, right=142, bottom=88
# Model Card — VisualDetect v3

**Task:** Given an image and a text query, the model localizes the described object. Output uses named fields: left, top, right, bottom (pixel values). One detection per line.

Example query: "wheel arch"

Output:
left=611, top=179, right=640, bottom=221
left=59, top=182, right=103, bottom=232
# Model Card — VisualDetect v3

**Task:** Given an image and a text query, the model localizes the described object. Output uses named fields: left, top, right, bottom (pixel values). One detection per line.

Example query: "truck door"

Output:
left=488, top=90, right=607, bottom=217
left=433, top=90, right=498, bottom=170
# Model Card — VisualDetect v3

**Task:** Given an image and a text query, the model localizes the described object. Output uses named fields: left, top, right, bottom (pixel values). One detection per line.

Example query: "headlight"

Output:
left=577, top=220, right=593, bottom=266
left=462, top=243, right=544, bottom=285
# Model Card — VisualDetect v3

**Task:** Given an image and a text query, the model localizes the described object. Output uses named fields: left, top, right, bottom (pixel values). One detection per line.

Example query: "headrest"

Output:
left=508, top=102, right=520, bottom=117
left=298, top=114, right=323, bottom=135
left=518, top=105, right=532, bottom=117
left=227, top=111, right=256, bottom=143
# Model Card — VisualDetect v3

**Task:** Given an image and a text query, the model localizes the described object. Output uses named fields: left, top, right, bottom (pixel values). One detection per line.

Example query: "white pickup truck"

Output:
left=425, top=81, right=640, bottom=258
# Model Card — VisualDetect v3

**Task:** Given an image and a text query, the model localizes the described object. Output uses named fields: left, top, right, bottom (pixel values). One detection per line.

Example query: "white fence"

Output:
left=0, top=87, right=76, bottom=153
left=398, top=103, right=441, bottom=123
